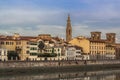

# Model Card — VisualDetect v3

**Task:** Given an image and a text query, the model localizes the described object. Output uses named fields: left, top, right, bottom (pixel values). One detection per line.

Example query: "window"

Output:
left=30, top=53, right=37, bottom=55
left=30, top=47, right=37, bottom=50
left=26, top=42, right=29, bottom=44
left=26, top=51, right=29, bottom=54
left=27, top=46, right=29, bottom=48
left=6, top=42, right=9, bottom=45
left=9, top=42, right=11, bottom=45
left=16, top=41, right=21, bottom=45
left=16, top=42, right=18, bottom=45
left=4, top=51, right=6, bottom=56
left=58, top=53, right=60, bottom=56
left=11, top=42, right=14, bottom=45
left=19, top=42, right=21, bottom=45
left=1, top=41, right=4, bottom=45
left=58, top=48, right=60, bottom=51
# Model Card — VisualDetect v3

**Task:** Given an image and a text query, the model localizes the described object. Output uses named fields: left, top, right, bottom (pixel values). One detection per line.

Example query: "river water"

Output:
left=0, top=69, right=120, bottom=80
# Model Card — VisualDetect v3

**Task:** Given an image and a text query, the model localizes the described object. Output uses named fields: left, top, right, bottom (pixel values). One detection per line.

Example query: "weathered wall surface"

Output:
left=0, top=60, right=120, bottom=69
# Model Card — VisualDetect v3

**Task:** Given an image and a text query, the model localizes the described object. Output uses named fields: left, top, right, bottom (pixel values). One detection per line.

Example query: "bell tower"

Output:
left=91, top=31, right=101, bottom=40
left=66, top=14, right=72, bottom=42
left=106, top=33, right=116, bottom=43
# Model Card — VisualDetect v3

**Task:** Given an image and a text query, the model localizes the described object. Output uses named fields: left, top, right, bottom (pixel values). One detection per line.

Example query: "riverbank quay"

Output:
left=0, top=60, right=120, bottom=75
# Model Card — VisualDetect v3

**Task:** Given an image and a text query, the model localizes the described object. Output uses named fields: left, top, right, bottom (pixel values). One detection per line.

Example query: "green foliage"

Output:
left=38, top=53, right=57, bottom=57
left=58, top=53, right=60, bottom=56
left=30, top=53, right=37, bottom=55
left=38, top=41, right=45, bottom=50
left=51, top=53, right=57, bottom=57
left=52, top=48, right=54, bottom=54
left=7, top=51, right=19, bottom=60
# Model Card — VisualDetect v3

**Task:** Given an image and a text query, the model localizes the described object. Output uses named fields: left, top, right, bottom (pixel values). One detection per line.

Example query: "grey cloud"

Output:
left=0, top=0, right=120, bottom=42
left=0, top=8, right=66, bottom=25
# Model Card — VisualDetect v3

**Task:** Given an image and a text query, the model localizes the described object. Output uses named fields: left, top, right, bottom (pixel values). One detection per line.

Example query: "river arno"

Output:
left=0, top=69, right=120, bottom=80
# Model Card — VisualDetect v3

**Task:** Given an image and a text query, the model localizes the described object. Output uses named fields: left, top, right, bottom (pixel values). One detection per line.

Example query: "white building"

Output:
left=28, top=41, right=38, bottom=61
left=82, top=55, right=90, bottom=60
left=0, top=49, right=8, bottom=61
left=74, top=46, right=83, bottom=60
left=65, top=45, right=87, bottom=60
left=54, top=46, right=66, bottom=60
left=44, top=46, right=64, bottom=60
left=27, top=37, right=65, bottom=61
left=65, top=47, right=76, bottom=60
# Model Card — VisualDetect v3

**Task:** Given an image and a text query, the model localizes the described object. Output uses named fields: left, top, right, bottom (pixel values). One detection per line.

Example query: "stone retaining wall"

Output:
left=0, top=60, right=120, bottom=69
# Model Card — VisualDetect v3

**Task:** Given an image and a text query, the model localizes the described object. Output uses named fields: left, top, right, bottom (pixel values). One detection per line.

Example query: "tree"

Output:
left=52, top=48, right=54, bottom=54
left=7, top=51, right=19, bottom=60
left=38, top=53, right=57, bottom=57
left=38, top=41, right=45, bottom=50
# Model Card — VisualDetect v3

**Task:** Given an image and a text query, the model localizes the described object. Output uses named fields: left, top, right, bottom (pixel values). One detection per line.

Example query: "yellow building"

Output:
left=69, top=36, right=90, bottom=54
left=114, top=44, right=120, bottom=59
left=89, top=40, right=106, bottom=57
left=106, top=44, right=115, bottom=59
left=69, top=32, right=116, bottom=59
left=0, top=33, right=36, bottom=60
left=0, top=33, right=64, bottom=61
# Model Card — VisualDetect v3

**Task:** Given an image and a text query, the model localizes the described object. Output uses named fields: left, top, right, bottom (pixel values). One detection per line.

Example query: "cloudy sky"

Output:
left=0, top=0, right=120, bottom=42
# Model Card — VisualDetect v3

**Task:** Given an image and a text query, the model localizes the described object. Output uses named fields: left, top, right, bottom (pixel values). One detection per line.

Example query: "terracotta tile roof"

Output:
left=20, top=36, right=37, bottom=40
left=88, top=38, right=106, bottom=43
left=0, top=35, right=64, bottom=43
left=52, top=37, right=64, bottom=41
left=0, top=38, right=15, bottom=41
left=0, top=36, right=37, bottom=41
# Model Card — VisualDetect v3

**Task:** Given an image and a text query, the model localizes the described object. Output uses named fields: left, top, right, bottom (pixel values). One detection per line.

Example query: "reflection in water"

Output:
left=0, top=70, right=120, bottom=80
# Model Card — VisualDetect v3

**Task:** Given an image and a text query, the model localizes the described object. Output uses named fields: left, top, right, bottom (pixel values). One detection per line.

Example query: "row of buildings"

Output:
left=0, top=15, right=120, bottom=61
left=0, top=33, right=83, bottom=61
left=66, top=15, right=120, bottom=60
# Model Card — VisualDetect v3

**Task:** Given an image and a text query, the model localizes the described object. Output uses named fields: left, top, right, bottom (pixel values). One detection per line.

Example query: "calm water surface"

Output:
left=0, top=69, right=120, bottom=80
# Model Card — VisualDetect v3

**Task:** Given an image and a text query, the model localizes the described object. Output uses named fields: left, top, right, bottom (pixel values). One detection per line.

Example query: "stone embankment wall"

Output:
left=0, top=60, right=120, bottom=69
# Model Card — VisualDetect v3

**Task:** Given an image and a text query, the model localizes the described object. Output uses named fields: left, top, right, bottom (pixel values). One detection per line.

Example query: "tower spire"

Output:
left=66, top=14, right=72, bottom=42
left=68, top=14, right=70, bottom=21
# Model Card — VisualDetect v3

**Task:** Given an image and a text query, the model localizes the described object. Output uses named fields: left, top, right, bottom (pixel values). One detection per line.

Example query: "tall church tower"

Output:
left=66, top=14, right=72, bottom=42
